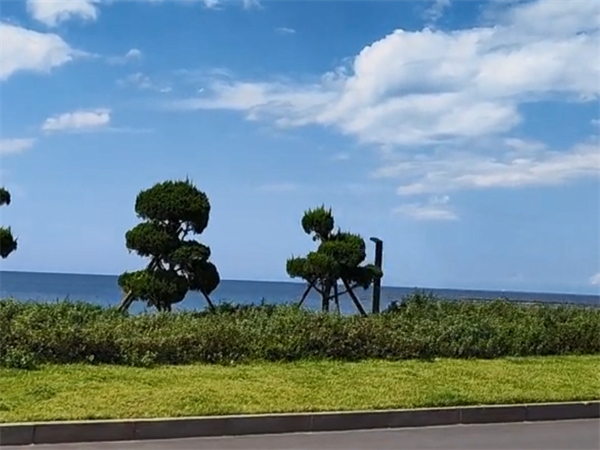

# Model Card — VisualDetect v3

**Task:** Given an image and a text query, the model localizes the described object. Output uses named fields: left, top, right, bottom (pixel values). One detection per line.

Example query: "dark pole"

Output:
left=370, top=237, right=383, bottom=314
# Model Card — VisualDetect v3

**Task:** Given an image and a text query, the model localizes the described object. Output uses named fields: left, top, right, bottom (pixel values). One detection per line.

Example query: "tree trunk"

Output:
left=321, top=282, right=331, bottom=313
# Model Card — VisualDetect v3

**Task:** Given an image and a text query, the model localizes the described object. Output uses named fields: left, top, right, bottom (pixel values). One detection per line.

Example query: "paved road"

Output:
left=4, top=420, right=599, bottom=449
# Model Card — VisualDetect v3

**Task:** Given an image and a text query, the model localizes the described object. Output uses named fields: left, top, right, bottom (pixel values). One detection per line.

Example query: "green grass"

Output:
left=1, top=356, right=598, bottom=423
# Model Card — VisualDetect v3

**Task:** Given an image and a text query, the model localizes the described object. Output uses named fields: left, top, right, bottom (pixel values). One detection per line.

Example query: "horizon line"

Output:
left=1, top=270, right=598, bottom=298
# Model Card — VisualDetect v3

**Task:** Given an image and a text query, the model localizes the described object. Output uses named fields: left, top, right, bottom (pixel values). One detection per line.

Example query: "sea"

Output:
left=1, top=271, right=599, bottom=314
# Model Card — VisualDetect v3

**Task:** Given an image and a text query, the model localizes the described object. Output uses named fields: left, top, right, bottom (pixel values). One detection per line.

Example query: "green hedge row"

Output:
left=1, top=294, right=599, bottom=368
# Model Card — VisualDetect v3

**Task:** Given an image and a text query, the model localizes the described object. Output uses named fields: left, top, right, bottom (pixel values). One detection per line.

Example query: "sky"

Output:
left=0, top=0, right=599, bottom=294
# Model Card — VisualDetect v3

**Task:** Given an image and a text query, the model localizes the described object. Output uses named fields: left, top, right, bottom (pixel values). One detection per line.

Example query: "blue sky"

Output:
left=0, top=0, right=599, bottom=294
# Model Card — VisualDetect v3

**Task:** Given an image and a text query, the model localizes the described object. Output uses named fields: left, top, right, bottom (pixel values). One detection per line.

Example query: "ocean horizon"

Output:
left=1, top=270, right=598, bottom=314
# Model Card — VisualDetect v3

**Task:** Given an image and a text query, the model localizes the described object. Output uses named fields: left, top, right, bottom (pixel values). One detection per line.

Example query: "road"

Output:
left=3, top=419, right=599, bottom=449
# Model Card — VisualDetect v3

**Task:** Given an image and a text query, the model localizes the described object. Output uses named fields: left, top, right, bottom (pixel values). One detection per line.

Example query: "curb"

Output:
left=1, top=401, right=598, bottom=446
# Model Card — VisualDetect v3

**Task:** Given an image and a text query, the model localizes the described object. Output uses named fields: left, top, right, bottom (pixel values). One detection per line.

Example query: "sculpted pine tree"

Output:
left=0, top=187, right=17, bottom=259
left=286, top=206, right=382, bottom=315
left=117, top=180, right=220, bottom=312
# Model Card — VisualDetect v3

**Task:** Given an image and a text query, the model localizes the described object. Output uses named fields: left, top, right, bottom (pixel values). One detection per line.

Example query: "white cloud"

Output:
left=26, top=0, right=101, bottom=26
left=590, top=273, right=600, bottom=286
left=174, top=1, right=598, bottom=147
left=393, top=195, right=458, bottom=221
left=118, top=72, right=153, bottom=89
left=242, top=0, right=261, bottom=9
left=25, top=0, right=258, bottom=26
left=117, top=72, right=171, bottom=93
left=42, top=108, right=111, bottom=132
left=203, top=0, right=220, bottom=9
left=275, top=27, right=296, bottom=35
left=0, top=138, right=36, bottom=156
left=171, top=0, right=600, bottom=196
left=107, top=48, right=142, bottom=65
left=374, top=140, right=600, bottom=196
left=503, top=138, right=547, bottom=154
left=423, top=0, right=451, bottom=26
left=0, top=22, right=77, bottom=81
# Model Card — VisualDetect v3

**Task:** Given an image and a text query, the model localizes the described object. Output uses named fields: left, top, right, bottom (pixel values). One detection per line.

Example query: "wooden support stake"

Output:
left=201, top=291, right=216, bottom=311
left=343, top=278, right=367, bottom=316
left=117, top=257, right=159, bottom=312
left=297, top=280, right=316, bottom=307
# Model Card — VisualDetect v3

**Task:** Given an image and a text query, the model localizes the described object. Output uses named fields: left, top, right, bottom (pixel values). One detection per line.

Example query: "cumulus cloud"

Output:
left=0, top=22, right=77, bottom=81
left=393, top=196, right=458, bottom=221
left=26, top=0, right=101, bottom=26
left=171, top=0, right=600, bottom=196
left=590, top=273, right=600, bottom=286
left=42, top=109, right=111, bottom=132
left=173, top=1, right=598, bottom=144
left=0, top=138, right=36, bottom=156
left=107, top=48, right=143, bottom=65
left=25, top=0, right=259, bottom=26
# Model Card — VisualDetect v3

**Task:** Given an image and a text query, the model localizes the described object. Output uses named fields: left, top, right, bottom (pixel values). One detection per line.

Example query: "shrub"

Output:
left=1, top=295, right=598, bottom=368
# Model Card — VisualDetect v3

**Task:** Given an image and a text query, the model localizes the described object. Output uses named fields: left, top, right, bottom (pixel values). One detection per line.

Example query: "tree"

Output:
left=117, top=179, right=220, bottom=312
left=0, top=187, right=17, bottom=259
left=286, top=205, right=382, bottom=315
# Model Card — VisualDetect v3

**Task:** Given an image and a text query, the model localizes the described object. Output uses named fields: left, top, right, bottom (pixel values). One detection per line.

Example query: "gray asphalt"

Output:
left=5, top=419, right=599, bottom=449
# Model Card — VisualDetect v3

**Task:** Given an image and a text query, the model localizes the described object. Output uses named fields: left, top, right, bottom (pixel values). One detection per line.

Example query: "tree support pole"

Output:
left=333, top=282, right=341, bottom=314
left=201, top=291, right=216, bottom=311
left=117, top=257, right=160, bottom=312
left=297, top=280, right=316, bottom=307
left=343, top=278, right=367, bottom=317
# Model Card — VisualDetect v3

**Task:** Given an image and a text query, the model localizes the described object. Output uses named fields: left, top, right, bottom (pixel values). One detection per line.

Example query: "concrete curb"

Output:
left=1, top=401, right=598, bottom=446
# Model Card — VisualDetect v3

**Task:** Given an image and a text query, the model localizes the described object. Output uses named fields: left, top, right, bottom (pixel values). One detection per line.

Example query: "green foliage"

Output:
left=118, top=269, right=188, bottom=311
left=135, top=180, right=210, bottom=234
left=288, top=206, right=382, bottom=312
left=119, top=179, right=219, bottom=311
left=0, top=187, right=10, bottom=206
left=2, top=296, right=598, bottom=368
left=187, top=260, right=220, bottom=295
left=301, top=205, right=334, bottom=241
left=0, top=187, right=17, bottom=259
left=125, top=222, right=180, bottom=258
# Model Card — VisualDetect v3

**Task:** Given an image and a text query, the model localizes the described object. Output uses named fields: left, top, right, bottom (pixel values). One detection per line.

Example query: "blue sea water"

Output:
left=1, top=271, right=598, bottom=314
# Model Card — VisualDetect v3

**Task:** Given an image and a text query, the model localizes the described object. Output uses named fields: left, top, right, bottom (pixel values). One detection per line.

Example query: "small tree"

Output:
left=0, top=187, right=17, bottom=259
left=286, top=205, right=382, bottom=315
left=117, top=179, right=220, bottom=312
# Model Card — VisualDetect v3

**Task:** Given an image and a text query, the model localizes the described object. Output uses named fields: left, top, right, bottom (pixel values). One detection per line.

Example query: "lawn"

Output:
left=1, top=355, right=598, bottom=423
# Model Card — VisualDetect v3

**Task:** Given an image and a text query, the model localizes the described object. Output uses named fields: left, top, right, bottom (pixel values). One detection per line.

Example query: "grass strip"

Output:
left=1, top=355, right=598, bottom=423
